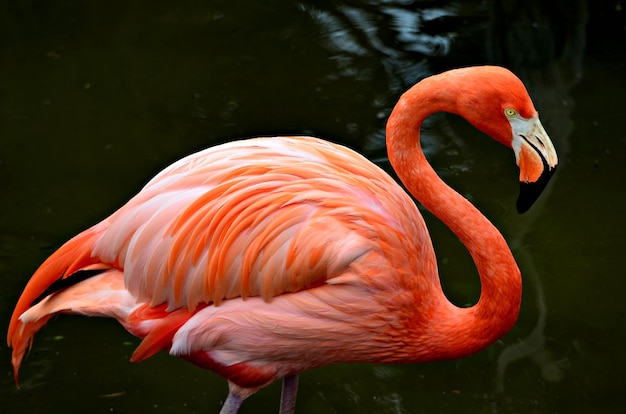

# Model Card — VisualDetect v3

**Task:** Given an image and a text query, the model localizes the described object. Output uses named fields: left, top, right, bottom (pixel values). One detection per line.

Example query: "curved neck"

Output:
left=387, top=79, right=522, bottom=358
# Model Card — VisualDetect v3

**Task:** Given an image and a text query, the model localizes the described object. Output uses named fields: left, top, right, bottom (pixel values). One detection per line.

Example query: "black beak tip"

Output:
left=516, top=167, right=556, bottom=214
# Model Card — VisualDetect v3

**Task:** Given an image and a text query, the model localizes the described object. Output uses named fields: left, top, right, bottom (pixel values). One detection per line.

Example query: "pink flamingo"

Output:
left=8, top=66, right=557, bottom=413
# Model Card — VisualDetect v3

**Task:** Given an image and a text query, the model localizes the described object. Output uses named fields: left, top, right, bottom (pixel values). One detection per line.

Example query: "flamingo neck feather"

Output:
left=386, top=71, right=522, bottom=358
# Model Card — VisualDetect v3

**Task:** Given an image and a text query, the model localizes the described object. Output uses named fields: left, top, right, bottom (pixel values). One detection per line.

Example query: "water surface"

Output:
left=1, top=1, right=625, bottom=413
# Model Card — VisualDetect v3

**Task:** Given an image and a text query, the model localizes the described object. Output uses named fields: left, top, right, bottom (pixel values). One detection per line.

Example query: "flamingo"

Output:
left=8, top=66, right=557, bottom=413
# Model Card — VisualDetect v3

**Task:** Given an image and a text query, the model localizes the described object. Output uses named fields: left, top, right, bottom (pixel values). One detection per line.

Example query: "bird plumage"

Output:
left=7, top=66, right=558, bottom=413
left=9, top=136, right=438, bottom=385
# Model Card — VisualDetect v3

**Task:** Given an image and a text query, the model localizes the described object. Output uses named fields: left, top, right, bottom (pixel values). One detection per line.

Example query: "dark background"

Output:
left=1, top=1, right=625, bottom=413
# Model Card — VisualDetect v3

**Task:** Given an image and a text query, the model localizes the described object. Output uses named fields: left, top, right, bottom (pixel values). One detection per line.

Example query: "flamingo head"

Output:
left=445, top=66, right=559, bottom=213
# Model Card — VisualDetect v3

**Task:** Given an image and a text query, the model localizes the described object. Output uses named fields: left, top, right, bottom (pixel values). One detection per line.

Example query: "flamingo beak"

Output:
left=510, top=116, right=558, bottom=213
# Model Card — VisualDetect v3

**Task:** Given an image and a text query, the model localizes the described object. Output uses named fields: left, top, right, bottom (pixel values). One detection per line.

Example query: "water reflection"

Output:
left=298, top=0, right=459, bottom=154
left=298, top=0, right=452, bottom=84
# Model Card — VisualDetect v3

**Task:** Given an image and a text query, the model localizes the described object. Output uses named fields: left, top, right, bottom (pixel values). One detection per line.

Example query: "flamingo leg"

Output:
left=219, top=392, right=243, bottom=414
left=279, top=375, right=299, bottom=414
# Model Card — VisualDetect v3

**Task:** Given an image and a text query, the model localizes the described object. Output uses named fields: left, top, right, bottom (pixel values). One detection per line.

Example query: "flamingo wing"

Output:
left=92, top=136, right=425, bottom=311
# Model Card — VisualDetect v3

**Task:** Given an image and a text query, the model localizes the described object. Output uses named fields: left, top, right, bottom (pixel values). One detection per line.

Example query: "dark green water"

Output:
left=1, top=1, right=624, bottom=413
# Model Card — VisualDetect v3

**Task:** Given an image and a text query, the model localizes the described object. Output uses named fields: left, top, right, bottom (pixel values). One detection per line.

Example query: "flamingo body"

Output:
left=8, top=66, right=558, bottom=412
left=12, top=137, right=439, bottom=387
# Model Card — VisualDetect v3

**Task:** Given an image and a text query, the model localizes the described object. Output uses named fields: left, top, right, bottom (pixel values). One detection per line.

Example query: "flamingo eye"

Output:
left=504, top=108, right=517, bottom=117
